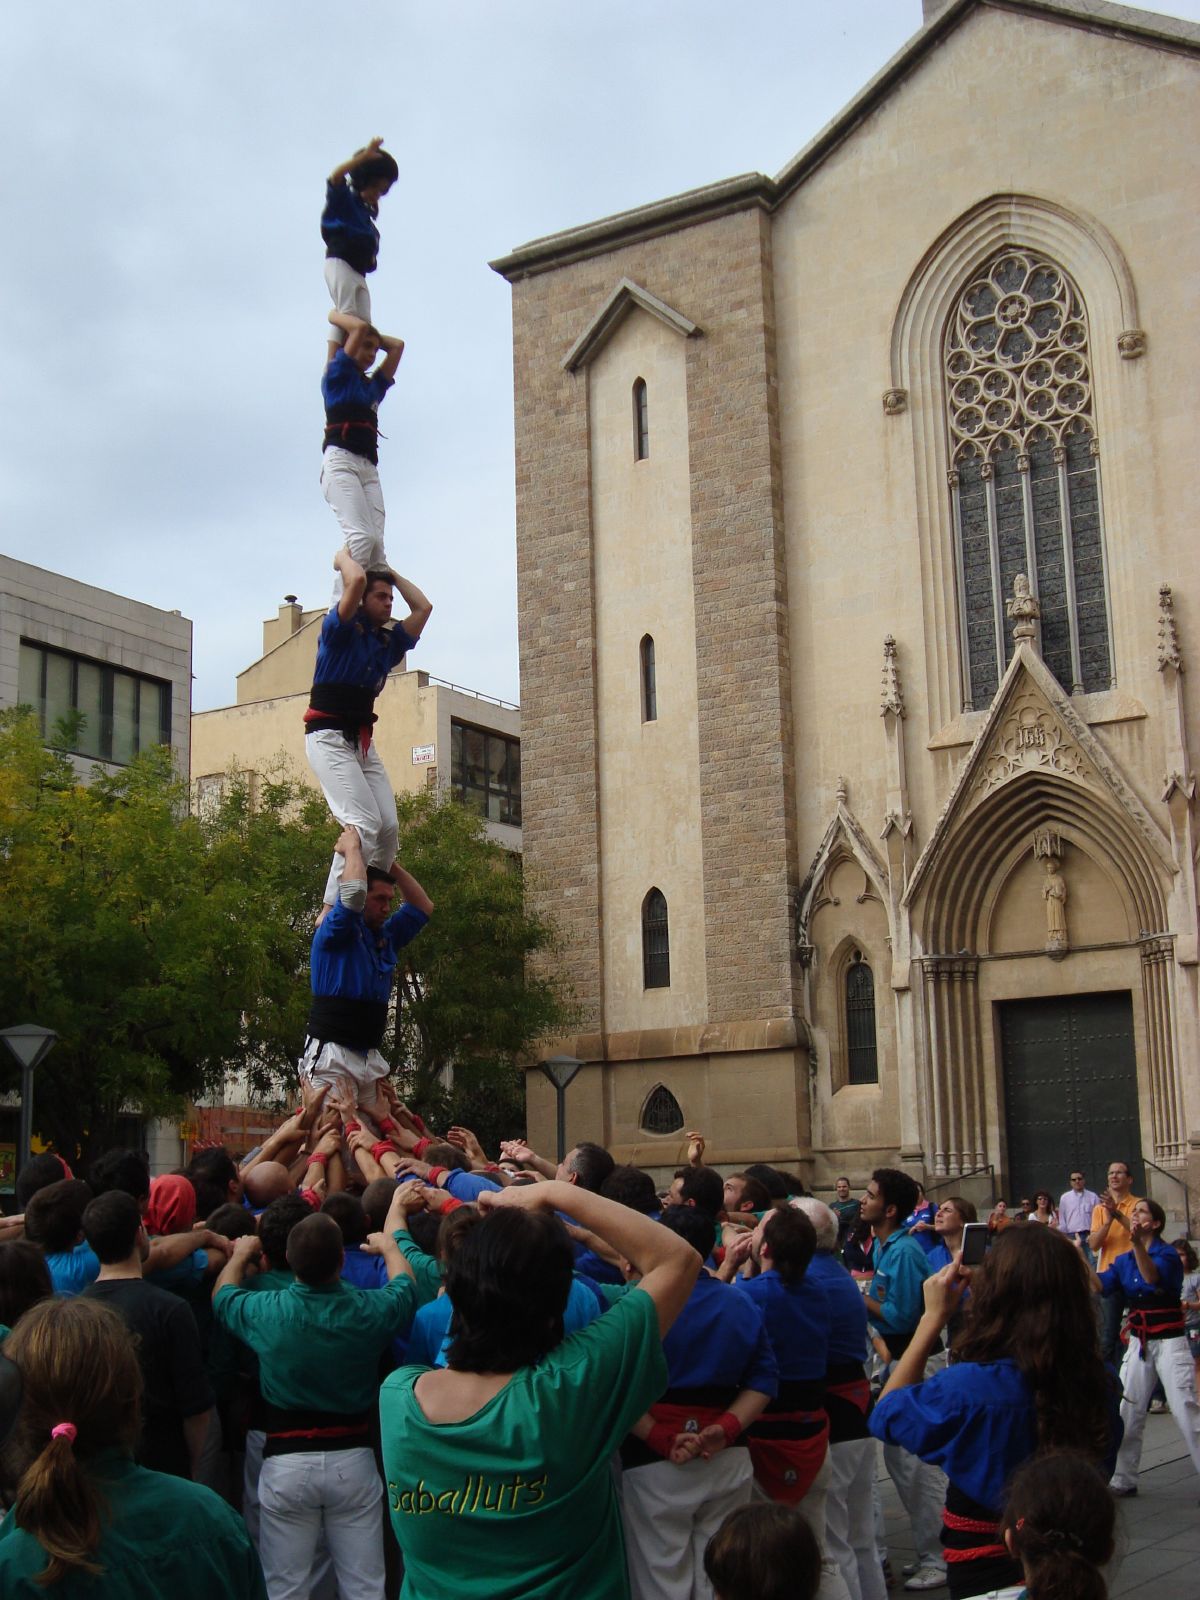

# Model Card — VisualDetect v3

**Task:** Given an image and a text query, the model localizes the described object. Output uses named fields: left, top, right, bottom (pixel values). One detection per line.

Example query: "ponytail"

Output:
left=1002, top=1451, right=1114, bottom=1600
left=16, top=1427, right=104, bottom=1585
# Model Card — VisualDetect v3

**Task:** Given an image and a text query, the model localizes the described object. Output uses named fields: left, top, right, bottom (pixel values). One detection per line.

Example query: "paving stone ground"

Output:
left=875, top=1411, right=1198, bottom=1598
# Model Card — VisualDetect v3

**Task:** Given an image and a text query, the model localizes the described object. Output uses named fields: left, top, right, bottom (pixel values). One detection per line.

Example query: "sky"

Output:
left=2, top=0, right=1197, bottom=712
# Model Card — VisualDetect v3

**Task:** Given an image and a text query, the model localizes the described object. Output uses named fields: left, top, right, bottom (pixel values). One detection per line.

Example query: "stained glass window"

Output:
left=944, top=252, right=1112, bottom=707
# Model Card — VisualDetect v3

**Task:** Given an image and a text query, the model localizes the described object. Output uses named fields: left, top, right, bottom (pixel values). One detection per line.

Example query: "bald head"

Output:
left=286, top=1213, right=344, bottom=1286
left=243, top=1162, right=294, bottom=1210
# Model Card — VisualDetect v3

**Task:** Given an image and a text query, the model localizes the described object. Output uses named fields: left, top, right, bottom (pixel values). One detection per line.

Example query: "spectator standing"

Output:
left=1177, top=1237, right=1200, bottom=1383
left=1057, top=1169, right=1099, bottom=1258
left=831, top=1178, right=861, bottom=1250
left=1088, top=1160, right=1141, bottom=1364
left=1029, top=1190, right=1057, bottom=1227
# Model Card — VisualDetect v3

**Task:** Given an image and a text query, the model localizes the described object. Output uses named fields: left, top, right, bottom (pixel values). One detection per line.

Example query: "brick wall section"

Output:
left=507, top=202, right=801, bottom=1037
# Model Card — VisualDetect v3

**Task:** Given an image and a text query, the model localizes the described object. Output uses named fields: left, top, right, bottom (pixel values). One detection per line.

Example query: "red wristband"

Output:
left=426, top=1166, right=448, bottom=1185
left=412, top=1136, right=432, bottom=1159
left=716, top=1412, right=742, bottom=1447
left=299, top=1188, right=321, bottom=1210
left=306, top=1150, right=329, bottom=1167
left=483, top=1163, right=500, bottom=1173
left=646, top=1420, right=680, bottom=1459
left=344, top=1121, right=362, bottom=1136
left=370, top=1141, right=394, bottom=1165
left=441, top=1196, right=464, bottom=1213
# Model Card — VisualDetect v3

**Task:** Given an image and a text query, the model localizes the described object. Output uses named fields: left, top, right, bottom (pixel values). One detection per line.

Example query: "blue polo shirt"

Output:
left=322, top=178, right=381, bottom=275
left=311, top=607, right=416, bottom=697
left=868, top=1226, right=933, bottom=1353
left=1099, top=1235, right=1182, bottom=1303
left=662, top=1274, right=779, bottom=1396
left=806, top=1251, right=871, bottom=1366
left=310, top=898, right=428, bottom=1005
left=321, top=349, right=393, bottom=421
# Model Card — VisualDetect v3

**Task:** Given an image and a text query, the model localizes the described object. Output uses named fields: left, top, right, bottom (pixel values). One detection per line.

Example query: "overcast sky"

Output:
left=3, top=0, right=1196, bottom=712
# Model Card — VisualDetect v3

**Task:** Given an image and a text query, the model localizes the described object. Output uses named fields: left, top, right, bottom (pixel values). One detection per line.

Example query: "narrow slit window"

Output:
left=633, top=378, right=649, bottom=461
left=642, top=888, right=670, bottom=989
left=640, top=635, right=657, bottom=722
left=845, top=951, right=879, bottom=1085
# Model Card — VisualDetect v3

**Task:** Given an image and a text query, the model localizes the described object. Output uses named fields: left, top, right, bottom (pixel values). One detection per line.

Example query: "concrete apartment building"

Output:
left=492, top=0, right=1199, bottom=1216
left=191, top=594, right=521, bottom=853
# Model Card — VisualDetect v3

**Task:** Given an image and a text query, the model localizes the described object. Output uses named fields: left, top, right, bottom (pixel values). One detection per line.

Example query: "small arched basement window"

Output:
left=845, top=950, right=879, bottom=1085
left=640, top=1084, right=685, bottom=1135
left=642, top=887, right=670, bottom=989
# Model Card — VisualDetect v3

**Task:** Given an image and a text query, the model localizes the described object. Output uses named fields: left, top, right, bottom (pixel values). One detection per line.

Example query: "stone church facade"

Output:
left=490, top=0, right=1199, bottom=1216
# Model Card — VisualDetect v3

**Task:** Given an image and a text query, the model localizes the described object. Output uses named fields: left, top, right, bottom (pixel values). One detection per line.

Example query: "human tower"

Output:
left=300, top=138, right=436, bottom=1100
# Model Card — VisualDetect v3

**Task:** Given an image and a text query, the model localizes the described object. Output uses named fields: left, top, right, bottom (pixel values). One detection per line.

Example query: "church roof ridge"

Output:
left=489, top=0, right=1199, bottom=283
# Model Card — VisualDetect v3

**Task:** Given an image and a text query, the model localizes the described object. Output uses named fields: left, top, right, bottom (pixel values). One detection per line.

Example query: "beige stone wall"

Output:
left=589, top=311, right=707, bottom=1031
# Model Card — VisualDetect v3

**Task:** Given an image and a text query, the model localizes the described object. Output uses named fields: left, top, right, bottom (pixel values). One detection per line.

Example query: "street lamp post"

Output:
left=538, top=1054, right=583, bottom=1164
left=0, top=1025, right=58, bottom=1168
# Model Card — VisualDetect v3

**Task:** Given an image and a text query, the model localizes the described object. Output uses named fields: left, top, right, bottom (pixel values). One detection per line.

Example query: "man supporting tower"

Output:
left=306, top=552, right=432, bottom=906
left=300, top=825, right=433, bottom=1096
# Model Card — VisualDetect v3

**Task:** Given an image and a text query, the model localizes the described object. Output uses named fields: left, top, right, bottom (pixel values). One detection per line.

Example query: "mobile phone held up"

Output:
left=960, top=1222, right=990, bottom=1267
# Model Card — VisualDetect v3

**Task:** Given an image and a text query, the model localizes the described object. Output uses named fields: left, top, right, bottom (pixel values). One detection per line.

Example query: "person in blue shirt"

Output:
left=1091, top=1197, right=1200, bottom=1495
left=322, top=137, right=398, bottom=363
left=306, top=554, right=432, bottom=908
left=299, top=825, right=432, bottom=1098
left=320, top=317, right=406, bottom=601
left=861, top=1167, right=945, bottom=1593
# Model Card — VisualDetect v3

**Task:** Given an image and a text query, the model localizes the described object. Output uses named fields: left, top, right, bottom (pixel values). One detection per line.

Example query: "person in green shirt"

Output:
left=213, top=1189, right=416, bottom=1600
left=0, top=1294, right=264, bottom=1598
left=380, top=1177, right=701, bottom=1600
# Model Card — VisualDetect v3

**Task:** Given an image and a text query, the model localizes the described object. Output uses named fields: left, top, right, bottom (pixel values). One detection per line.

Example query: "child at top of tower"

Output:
left=322, top=137, right=399, bottom=362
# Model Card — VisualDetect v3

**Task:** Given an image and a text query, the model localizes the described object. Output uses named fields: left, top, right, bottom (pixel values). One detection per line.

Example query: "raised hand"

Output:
left=447, top=1125, right=487, bottom=1166
left=685, top=1131, right=706, bottom=1167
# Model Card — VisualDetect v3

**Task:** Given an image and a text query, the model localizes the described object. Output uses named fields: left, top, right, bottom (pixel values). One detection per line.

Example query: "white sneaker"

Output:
left=903, top=1569, right=947, bottom=1592
left=902, top=1563, right=920, bottom=1577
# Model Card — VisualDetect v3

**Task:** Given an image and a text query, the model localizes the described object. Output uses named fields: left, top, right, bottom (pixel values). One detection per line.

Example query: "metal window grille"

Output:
left=642, top=888, right=670, bottom=989
left=641, top=1083, right=684, bottom=1135
left=845, top=954, right=879, bottom=1085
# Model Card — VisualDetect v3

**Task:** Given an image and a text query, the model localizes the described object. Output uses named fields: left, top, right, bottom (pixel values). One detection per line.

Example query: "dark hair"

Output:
left=87, top=1148, right=150, bottom=1204
left=600, top=1165, right=659, bottom=1214
left=703, top=1501, right=821, bottom=1600
left=186, top=1148, right=238, bottom=1219
left=407, top=1209, right=443, bottom=1256
left=955, top=1226, right=1113, bottom=1461
left=726, top=1174, right=772, bottom=1214
left=871, top=1167, right=920, bottom=1222
left=423, top=1142, right=470, bottom=1173
left=1001, top=1450, right=1114, bottom=1600
left=437, top=1205, right=481, bottom=1264
left=24, top=1179, right=93, bottom=1256
left=1172, top=1236, right=1198, bottom=1273
left=81, top=1191, right=142, bottom=1265
left=0, top=1240, right=53, bottom=1326
left=566, top=1142, right=615, bottom=1194
left=366, top=865, right=395, bottom=888
left=364, top=568, right=395, bottom=595
left=1139, top=1198, right=1165, bottom=1233
left=360, top=1178, right=398, bottom=1232
left=1034, top=1190, right=1055, bottom=1210
left=445, top=1208, right=572, bottom=1373
left=15, top=1154, right=72, bottom=1210
left=5, top=1297, right=142, bottom=1583
left=350, top=150, right=399, bottom=192
left=743, top=1164, right=791, bottom=1201
left=206, top=1203, right=258, bottom=1240
left=679, top=1165, right=724, bottom=1217
left=939, top=1195, right=978, bottom=1224
left=286, top=1214, right=344, bottom=1285
left=659, top=1203, right=716, bottom=1261
left=257, top=1194, right=312, bottom=1271
left=321, top=1192, right=369, bottom=1247
left=762, top=1206, right=816, bottom=1285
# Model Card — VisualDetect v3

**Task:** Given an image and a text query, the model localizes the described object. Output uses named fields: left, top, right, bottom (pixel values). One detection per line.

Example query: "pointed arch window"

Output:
left=642, top=888, right=670, bottom=989
left=845, top=951, right=878, bottom=1085
left=633, top=377, right=649, bottom=460
left=640, top=634, right=657, bottom=722
left=945, top=250, right=1113, bottom=708
left=640, top=1083, right=685, bottom=1135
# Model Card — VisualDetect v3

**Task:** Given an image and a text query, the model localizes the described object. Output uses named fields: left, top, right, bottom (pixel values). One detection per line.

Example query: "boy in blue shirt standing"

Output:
left=322, top=315, right=405, bottom=597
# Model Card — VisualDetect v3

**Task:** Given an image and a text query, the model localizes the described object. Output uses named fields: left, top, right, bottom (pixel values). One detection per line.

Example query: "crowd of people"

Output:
left=2, top=1094, right=1197, bottom=1600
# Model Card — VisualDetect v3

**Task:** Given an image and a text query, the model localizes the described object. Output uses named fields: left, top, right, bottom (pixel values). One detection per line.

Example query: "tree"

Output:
left=0, top=712, right=573, bottom=1161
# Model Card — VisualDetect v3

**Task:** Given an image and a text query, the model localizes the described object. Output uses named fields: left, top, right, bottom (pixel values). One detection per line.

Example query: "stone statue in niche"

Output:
left=1006, top=572, right=1041, bottom=642
left=1042, top=855, right=1068, bottom=957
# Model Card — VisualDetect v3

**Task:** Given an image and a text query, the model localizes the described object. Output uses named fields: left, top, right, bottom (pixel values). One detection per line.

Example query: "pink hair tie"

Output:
left=51, top=1423, right=77, bottom=1444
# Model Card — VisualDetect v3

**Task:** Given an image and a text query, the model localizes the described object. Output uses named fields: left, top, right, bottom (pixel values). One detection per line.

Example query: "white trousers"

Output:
left=306, top=727, right=398, bottom=904
left=258, top=1447, right=384, bottom=1600
left=827, top=1438, right=887, bottom=1600
left=882, top=1441, right=946, bottom=1574
left=1110, top=1333, right=1200, bottom=1490
left=623, top=1447, right=753, bottom=1600
left=299, top=1037, right=391, bottom=1097
left=324, top=258, right=371, bottom=345
left=321, top=446, right=389, bottom=605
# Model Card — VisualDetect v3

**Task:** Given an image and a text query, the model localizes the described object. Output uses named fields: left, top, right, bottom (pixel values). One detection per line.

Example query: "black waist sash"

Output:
left=306, top=680, right=378, bottom=739
left=324, top=402, right=380, bottom=463
left=307, top=994, right=388, bottom=1052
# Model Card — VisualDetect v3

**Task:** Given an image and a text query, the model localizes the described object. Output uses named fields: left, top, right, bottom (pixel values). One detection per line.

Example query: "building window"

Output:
left=640, top=1083, right=685, bottom=1135
left=633, top=377, right=649, bottom=461
left=18, top=640, right=170, bottom=766
left=945, top=250, right=1112, bottom=707
left=640, top=634, right=657, bottom=722
left=450, top=720, right=521, bottom=826
left=642, top=888, right=670, bottom=989
left=845, top=951, right=879, bottom=1085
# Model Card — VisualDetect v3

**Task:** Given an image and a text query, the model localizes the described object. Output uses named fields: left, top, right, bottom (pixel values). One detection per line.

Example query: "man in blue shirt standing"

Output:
left=862, top=1168, right=945, bottom=1593
left=306, top=552, right=432, bottom=907
left=300, top=824, right=432, bottom=1099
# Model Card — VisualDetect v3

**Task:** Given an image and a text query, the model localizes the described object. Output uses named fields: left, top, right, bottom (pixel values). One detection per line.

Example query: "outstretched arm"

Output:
left=328, top=137, right=386, bottom=186
left=390, top=572, right=433, bottom=641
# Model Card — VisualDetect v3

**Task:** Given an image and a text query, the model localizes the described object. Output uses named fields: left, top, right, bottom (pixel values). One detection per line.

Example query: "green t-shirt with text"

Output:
left=380, top=1286, right=666, bottom=1600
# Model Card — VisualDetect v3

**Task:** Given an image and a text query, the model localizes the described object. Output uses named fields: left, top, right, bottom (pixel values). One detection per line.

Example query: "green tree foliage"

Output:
left=0, top=711, right=571, bottom=1162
